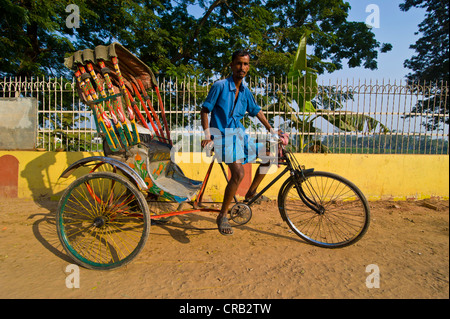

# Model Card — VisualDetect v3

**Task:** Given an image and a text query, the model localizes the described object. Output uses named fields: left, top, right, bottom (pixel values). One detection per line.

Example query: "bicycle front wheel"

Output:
left=56, top=172, right=150, bottom=270
left=279, top=171, right=370, bottom=248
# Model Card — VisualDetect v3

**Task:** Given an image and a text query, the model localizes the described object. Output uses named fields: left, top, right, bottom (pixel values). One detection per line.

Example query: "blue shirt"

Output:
left=202, top=77, right=262, bottom=163
left=202, top=76, right=261, bottom=136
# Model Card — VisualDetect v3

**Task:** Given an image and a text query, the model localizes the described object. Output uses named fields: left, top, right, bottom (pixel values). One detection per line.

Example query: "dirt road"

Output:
left=0, top=198, right=448, bottom=299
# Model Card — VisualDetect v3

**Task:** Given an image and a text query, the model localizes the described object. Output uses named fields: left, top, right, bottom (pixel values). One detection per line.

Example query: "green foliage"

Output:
left=400, top=0, right=449, bottom=130
left=0, top=0, right=392, bottom=80
left=322, top=134, right=448, bottom=154
left=400, top=0, right=449, bottom=83
left=0, top=0, right=396, bottom=151
left=263, top=32, right=389, bottom=152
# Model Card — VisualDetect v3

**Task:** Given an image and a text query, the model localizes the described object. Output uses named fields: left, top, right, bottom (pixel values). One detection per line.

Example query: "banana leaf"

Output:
left=292, top=32, right=308, bottom=71
left=260, top=32, right=390, bottom=153
left=288, top=33, right=318, bottom=106
left=263, top=100, right=389, bottom=134
left=317, top=110, right=390, bottom=133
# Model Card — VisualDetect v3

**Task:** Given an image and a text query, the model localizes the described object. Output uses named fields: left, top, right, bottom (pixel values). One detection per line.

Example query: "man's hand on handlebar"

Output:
left=201, top=139, right=213, bottom=149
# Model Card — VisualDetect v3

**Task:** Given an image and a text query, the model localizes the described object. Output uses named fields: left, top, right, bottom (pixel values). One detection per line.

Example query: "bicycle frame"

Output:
left=242, top=153, right=318, bottom=214
left=148, top=147, right=316, bottom=220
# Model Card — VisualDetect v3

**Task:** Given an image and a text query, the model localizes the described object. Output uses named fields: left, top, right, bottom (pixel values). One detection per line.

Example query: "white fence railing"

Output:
left=1, top=76, right=448, bottom=154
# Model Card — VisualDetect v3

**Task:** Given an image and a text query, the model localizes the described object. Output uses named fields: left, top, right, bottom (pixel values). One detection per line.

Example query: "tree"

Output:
left=1, top=0, right=392, bottom=79
left=0, top=0, right=167, bottom=78
left=400, top=0, right=449, bottom=129
left=162, top=0, right=393, bottom=79
left=400, top=0, right=449, bottom=82
left=0, top=0, right=170, bottom=151
left=0, top=0, right=394, bottom=151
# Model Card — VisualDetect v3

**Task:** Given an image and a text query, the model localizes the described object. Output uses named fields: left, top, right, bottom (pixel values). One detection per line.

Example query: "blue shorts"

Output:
left=214, top=133, right=264, bottom=164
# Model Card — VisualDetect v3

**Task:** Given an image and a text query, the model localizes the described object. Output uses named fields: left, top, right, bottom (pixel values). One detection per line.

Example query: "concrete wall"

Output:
left=0, top=151, right=448, bottom=202
left=0, top=98, right=37, bottom=150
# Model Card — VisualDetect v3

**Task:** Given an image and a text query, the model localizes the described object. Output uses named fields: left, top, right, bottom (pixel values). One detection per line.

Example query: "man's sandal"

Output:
left=217, top=216, right=233, bottom=236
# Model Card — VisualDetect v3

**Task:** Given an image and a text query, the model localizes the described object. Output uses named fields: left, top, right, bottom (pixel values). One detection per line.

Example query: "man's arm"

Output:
left=201, top=107, right=212, bottom=148
left=255, top=110, right=279, bottom=136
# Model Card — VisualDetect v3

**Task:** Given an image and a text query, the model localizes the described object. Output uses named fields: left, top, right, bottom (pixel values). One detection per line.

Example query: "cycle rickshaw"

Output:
left=57, top=43, right=370, bottom=270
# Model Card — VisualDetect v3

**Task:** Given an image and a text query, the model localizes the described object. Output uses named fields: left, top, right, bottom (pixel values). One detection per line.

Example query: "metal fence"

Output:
left=1, top=76, right=448, bottom=154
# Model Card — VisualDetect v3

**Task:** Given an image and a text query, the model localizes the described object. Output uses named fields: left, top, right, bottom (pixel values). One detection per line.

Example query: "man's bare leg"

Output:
left=245, top=150, right=272, bottom=200
left=244, top=165, right=267, bottom=200
left=217, top=162, right=244, bottom=235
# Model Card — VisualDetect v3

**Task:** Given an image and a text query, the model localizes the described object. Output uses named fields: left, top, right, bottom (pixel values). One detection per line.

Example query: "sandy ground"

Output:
left=0, top=197, right=448, bottom=299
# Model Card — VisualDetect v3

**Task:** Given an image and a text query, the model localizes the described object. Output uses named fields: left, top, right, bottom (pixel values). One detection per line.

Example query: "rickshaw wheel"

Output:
left=56, top=172, right=150, bottom=270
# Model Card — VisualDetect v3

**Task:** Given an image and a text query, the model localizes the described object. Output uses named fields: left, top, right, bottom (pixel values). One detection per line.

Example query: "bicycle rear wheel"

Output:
left=56, top=172, right=150, bottom=270
left=279, top=171, right=370, bottom=248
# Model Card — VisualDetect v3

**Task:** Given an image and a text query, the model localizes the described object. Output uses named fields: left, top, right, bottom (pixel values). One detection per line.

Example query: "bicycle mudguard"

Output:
left=58, top=156, right=148, bottom=191
left=278, top=168, right=315, bottom=196
left=277, top=168, right=315, bottom=221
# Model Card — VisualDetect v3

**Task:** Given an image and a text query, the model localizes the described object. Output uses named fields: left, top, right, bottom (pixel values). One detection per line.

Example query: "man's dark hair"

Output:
left=231, top=49, right=250, bottom=62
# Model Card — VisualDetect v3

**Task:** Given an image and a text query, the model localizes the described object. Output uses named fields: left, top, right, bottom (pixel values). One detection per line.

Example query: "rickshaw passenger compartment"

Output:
left=145, top=140, right=203, bottom=200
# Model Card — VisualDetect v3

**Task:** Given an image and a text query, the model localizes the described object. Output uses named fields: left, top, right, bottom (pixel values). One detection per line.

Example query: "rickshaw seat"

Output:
left=144, top=139, right=202, bottom=202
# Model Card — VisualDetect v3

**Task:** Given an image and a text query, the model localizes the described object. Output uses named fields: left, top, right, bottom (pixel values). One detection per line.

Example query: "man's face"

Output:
left=231, top=55, right=250, bottom=80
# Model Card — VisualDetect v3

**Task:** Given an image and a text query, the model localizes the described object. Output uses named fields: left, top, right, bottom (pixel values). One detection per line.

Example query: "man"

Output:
left=201, top=50, right=280, bottom=235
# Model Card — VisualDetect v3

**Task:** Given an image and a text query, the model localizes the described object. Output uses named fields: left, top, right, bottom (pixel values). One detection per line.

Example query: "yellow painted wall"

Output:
left=0, top=151, right=448, bottom=201
left=0, top=151, right=101, bottom=200
left=288, top=153, right=449, bottom=201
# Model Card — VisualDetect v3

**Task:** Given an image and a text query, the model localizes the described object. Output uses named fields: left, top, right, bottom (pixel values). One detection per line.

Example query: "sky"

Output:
left=188, top=0, right=427, bottom=82
left=320, top=0, right=426, bottom=82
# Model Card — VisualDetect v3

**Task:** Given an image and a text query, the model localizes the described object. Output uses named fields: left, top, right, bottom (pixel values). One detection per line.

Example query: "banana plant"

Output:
left=262, top=32, right=389, bottom=153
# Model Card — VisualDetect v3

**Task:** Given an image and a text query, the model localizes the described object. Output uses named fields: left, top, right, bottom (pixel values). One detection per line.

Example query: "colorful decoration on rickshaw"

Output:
left=64, top=43, right=202, bottom=204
